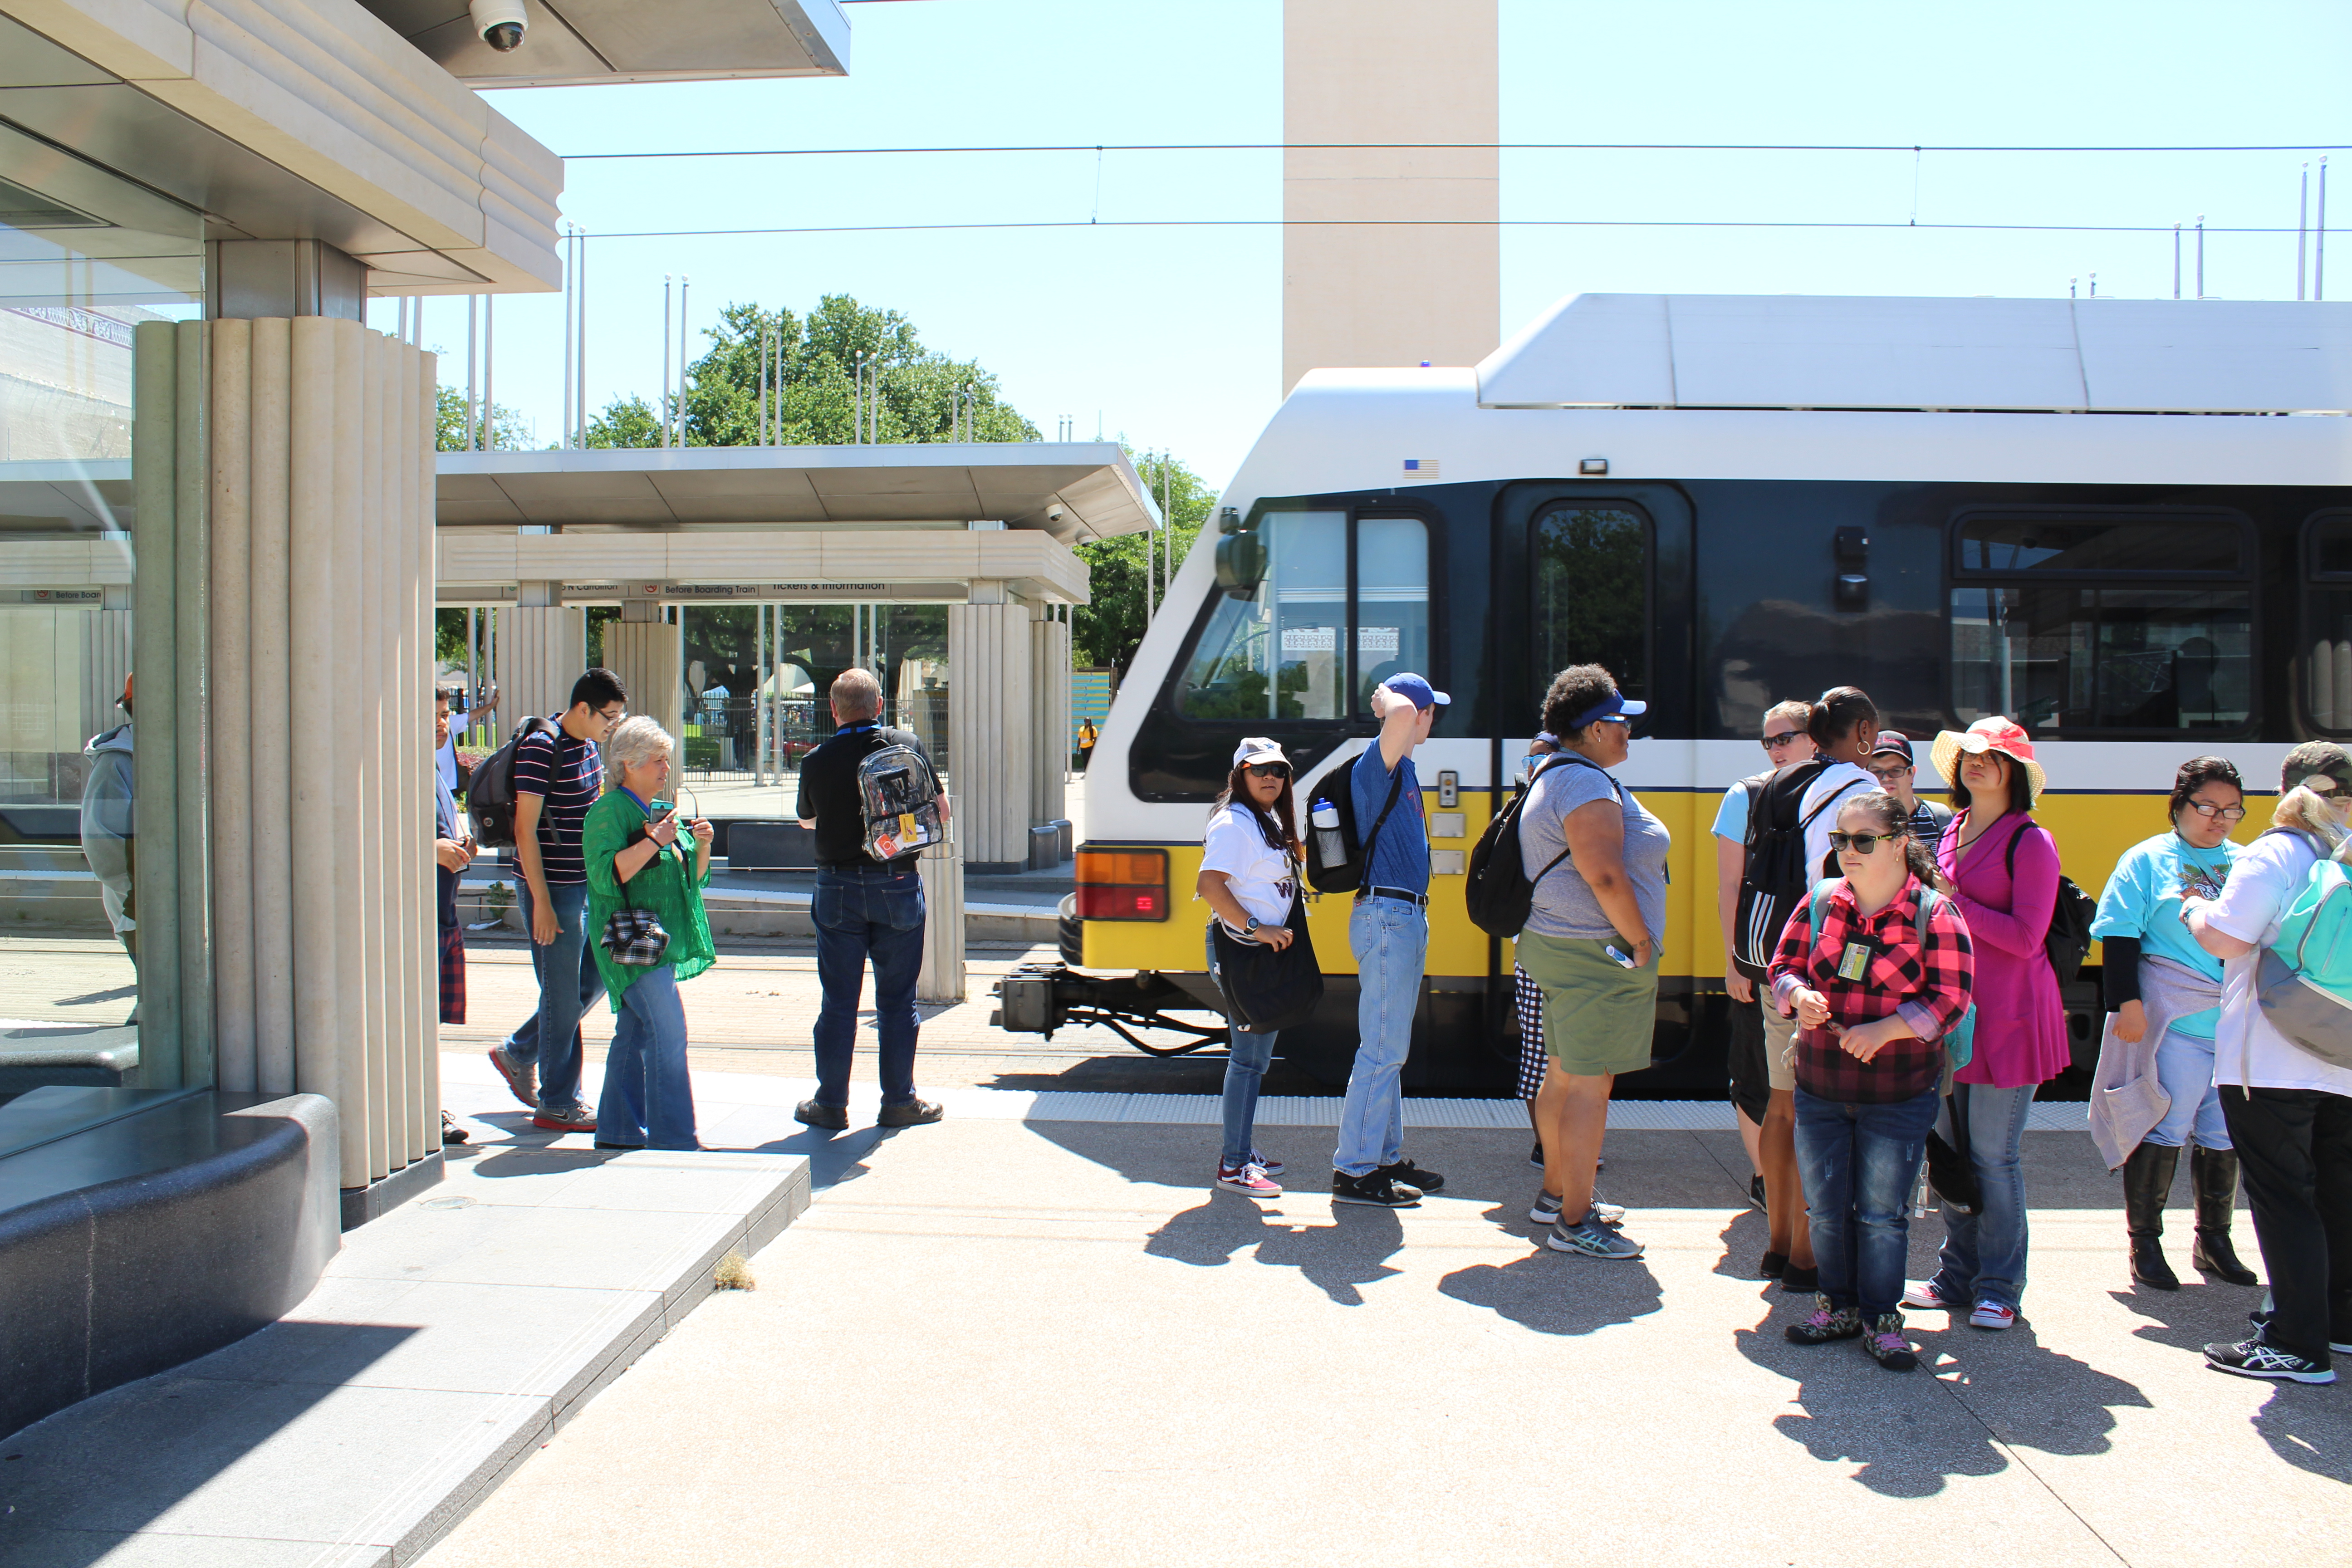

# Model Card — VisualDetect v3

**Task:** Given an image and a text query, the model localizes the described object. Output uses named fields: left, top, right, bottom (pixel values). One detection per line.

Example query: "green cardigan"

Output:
left=583, top=787, right=715, bottom=1008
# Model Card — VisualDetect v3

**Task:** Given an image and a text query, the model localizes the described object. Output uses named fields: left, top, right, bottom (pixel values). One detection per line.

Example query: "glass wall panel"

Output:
left=0, top=124, right=202, bottom=1098
left=1532, top=505, right=1650, bottom=704
left=1177, top=511, right=1348, bottom=722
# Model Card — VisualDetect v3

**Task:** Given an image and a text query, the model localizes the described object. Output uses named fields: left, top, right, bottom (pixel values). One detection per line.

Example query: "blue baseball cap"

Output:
left=1378, top=673, right=1450, bottom=710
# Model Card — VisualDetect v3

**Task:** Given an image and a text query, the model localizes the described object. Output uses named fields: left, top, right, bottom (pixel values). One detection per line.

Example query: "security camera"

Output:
left=470, top=0, right=526, bottom=51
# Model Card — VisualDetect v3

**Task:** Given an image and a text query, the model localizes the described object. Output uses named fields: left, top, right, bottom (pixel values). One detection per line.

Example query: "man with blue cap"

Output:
left=1333, top=673, right=1450, bottom=1206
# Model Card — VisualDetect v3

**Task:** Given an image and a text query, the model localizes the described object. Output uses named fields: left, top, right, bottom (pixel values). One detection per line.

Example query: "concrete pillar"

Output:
left=916, top=810, right=965, bottom=1004
left=604, top=615, right=682, bottom=740
left=498, top=593, right=586, bottom=734
left=79, top=604, right=131, bottom=742
left=946, top=583, right=1034, bottom=873
left=1029, top=603, right=1070, bottom=833
left=1283, top=0, right=1499, bottom=393
left=197, top=314, right=437, bottom=1189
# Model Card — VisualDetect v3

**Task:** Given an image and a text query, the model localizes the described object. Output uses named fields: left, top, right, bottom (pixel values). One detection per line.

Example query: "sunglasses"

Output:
left=1244, top=761, right=1291, bottom=780
left=1828, top=830, right=1905, bottom=853
left=2181, top=799, right=2248, bottom=823
left=1760, top=731, right=1805, bottom=750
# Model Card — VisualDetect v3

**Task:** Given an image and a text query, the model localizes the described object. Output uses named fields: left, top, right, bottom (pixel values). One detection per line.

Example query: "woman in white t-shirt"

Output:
left=2184, top=743, right=2352, bottom=1385
left=1197, top=737, right=1305, bottom=1198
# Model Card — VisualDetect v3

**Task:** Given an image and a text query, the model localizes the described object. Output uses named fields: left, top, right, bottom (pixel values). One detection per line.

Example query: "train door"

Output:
left=1489, top=482, right=1709, bottom=1085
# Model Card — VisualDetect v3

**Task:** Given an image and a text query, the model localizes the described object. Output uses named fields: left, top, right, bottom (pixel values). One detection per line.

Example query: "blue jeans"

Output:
left=1205, top=923, right=1278, bottom=1167
left=505, top=879, right=605, bottom=1111
left=1794, top=1085, right=1940, bottom=1318
left=1931, top=1081, right=2039, bottom=1310
left=2143, top=1027, right=2231, bottom=1150
left=812, top=862, right=926, bottom=1107
left=1334, top=897, right=1426, bottom=1178
left=597, top=966, right=698, bottom=1150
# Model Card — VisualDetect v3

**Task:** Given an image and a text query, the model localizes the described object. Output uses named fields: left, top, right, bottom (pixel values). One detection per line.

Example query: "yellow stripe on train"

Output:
left=1079, top=787, right=2276, bottom=980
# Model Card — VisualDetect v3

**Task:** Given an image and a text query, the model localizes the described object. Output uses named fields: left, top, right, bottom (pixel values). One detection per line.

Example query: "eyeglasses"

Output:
left=1244, top=761, right=1290, bottom=780
left=2181, top=799, right=2248, bottom=823
left=1592, top=714, right=1632, bottom=728
left=1761, top=730, right=1805, bottom=751
left=596, top=705, right=627, bottom=725
left=1827, top=830, right=1904, bottom=853
left=1867, top=764, right=1911, bottom=783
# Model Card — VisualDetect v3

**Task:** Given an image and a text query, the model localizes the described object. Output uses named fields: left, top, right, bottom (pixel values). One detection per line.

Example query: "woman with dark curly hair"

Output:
left=1517, top=664, right=1666, bottom=1262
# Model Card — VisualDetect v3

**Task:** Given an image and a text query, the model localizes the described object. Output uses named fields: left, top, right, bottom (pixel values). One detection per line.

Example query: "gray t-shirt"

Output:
left=1519, top=756, right=1671, bottom=944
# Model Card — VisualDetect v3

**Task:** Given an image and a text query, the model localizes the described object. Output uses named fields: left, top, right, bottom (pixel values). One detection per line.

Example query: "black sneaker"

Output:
left=1377, top=1158, right=1444, bottom=1193
left=1749, top=1173, right=1768, bottom=1210
left=1861, top=1313, right=1918, bottom=1372
left=794, top=1099, right=849, bottom=1132
left=1529, top=1140, right=1545, bottom=1170
left=2205, top=1335, right=2335, bottom=1384
left=877, top=1098, right=945, bottom=1128
left=1785, top=1295, right=1863, bottom=1344
left=1781, top=1264, right=1820, bottom=1293
left=1333, top=1170, right=1422, bottom=1207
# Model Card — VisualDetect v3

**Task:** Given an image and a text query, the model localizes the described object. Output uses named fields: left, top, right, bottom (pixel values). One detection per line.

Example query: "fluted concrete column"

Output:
left=604, top=618, right=681, bottom=739
left=79, top=606, right=132, bottom=740
left=946, top=585, right=1034, bottom=872
left=1029, top=603, right=1069, bottom=832
left=205, top=315, right=437, bottom=1190
left=498, top=596, right=586, bottom=734
left=916, top=803, right=965, bottom=1003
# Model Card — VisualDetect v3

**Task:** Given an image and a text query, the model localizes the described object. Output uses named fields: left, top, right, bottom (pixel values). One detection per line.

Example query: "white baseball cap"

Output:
left=1233, top=736, right=1288, bottom=768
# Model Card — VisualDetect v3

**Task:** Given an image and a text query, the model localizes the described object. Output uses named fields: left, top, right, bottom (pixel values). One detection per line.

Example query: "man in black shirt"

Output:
left=793, top=667, right=948, bottom=1132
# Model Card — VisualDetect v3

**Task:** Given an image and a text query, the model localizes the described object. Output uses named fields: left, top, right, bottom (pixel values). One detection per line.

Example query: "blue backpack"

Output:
left=1804, top=877, right=1975, bottom=1071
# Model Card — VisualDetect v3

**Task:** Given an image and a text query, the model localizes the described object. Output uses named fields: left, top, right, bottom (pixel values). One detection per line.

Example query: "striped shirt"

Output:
left=511, top=721, right=600, bottom=886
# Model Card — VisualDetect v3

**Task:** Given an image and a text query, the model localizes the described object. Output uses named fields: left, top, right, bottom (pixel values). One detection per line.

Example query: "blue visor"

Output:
left=1567, top=694, right=1647, bottom=731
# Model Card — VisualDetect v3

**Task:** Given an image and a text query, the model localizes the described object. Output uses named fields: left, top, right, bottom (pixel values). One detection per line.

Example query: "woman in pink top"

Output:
left=1903, top=716, right=2068, bottom=1331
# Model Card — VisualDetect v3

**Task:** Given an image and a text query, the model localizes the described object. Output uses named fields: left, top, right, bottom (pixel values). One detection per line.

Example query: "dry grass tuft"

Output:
left=713, top=1251, right=756, bottom=1291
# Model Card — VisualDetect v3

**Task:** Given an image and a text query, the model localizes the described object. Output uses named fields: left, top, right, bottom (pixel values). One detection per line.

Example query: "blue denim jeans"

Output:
left=1794, top=1085, right=1940, bottom=1318
left=505, top=879, right=605, bottom=1111
left=2142, top=1027, right=2231, bottom=1150
left=1205, top=922, right=1277, bottom=1167
left=812, top=862, right=926, bottom=1108
left=1931, top=1080, right=2039, bottom=1310
left=1334, top=897, right=1426, bottom=1177
left=597, top=965, right=699, bottom=1150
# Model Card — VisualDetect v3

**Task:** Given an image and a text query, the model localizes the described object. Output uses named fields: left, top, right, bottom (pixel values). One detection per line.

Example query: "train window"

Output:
left=1955, top=515, right=2244, bottom=576
left=1532, top=505, right=1649, bottom=701
left=1176, top=510, right=1350, bottom=721
left=2301, top=511, right=2352, bottom=732
left=1949, top=585, right=2253, bottom=734
left=1353, top=515, right=1431, bottom=710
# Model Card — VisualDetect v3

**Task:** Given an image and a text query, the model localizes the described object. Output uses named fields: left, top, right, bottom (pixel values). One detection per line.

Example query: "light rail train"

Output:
left=997, top=293, right=2352, bottom=1092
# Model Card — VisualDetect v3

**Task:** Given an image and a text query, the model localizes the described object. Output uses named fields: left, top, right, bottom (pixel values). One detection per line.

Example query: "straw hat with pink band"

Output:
left=1930, top=715, right=2047, bottom=803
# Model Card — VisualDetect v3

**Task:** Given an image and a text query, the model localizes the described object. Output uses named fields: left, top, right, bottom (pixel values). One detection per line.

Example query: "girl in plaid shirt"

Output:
left=1767, top=790, right=1975, bottom=1372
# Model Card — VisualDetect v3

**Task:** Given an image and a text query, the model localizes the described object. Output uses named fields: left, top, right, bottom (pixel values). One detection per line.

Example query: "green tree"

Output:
left=579, top=294, right=1039, bottom=449
left=435, top=383, right=531, bottom=452
left=1072, top=448, right=1214, bottom=677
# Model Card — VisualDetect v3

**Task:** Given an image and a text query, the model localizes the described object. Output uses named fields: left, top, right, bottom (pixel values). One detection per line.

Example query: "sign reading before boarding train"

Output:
left=639, top=582, right=972, bottom=602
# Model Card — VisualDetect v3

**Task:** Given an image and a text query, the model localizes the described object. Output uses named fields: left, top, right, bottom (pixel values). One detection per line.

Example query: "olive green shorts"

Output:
left=1514, top=929, right=1660, bottom=1078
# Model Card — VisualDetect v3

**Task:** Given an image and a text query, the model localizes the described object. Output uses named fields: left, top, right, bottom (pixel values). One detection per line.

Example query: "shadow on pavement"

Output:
left=2251, top=1389, right=2352, bottom=1483
left=748, top=1124, right=891, bottom=1191
left=1143, top=1193, right=1409, bottom=1306
left=1440, top=1251, right=1664, bottom=1334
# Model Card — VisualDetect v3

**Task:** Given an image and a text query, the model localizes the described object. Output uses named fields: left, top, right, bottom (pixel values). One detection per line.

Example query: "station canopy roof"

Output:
left=435, top=442, right=1161, bottom=545
left=1478, top=293, right=2352, bottom=414
left=352, top=0, right=851, bottom=87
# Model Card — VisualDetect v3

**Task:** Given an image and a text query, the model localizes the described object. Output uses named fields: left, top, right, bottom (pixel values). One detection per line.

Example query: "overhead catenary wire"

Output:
left=569, top=216, right=2323, bottom=241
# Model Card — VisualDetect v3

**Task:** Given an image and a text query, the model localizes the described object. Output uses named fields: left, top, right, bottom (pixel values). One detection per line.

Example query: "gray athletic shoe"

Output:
left=1530, top=1191, right=1625, bottom=1227
left=1544, top=1213, right=1644, bottom=1259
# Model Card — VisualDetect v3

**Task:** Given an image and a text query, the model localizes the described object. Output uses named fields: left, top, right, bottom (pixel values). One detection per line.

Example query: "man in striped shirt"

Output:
left=489, top=668, right=627, bottom=1132
left=1866, top=731, right=1953, bottom=850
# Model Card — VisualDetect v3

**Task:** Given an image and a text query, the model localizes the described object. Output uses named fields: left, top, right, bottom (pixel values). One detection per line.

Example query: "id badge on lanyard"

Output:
left=1836, top=940, right=1874, bottom=983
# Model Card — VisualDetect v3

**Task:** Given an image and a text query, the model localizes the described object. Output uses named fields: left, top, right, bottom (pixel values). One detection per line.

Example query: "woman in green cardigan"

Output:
left=584, top=715, right=716, bottom=1150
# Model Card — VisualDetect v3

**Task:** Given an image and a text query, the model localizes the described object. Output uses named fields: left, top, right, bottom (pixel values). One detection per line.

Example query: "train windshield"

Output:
left=1176, top=510, right=1429, bottom=722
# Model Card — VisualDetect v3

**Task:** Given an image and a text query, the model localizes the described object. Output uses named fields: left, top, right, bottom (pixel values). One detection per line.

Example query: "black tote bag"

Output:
left=1209, top=894, right=1323, bottom=1034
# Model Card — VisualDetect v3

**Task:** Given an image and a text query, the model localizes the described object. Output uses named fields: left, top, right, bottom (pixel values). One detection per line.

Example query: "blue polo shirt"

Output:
left=1352, top=743, right=1427, bottom=895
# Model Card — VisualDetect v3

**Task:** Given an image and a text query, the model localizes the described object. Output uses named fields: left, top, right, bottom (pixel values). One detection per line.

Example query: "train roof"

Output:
left=1475, top=294, right=2352, bottom=415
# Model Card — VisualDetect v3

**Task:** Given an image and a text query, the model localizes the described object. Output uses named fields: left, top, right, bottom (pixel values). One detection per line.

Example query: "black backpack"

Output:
left=467, top=715, right=557, bottom=850
left=1465, top=754, right=1619, bottom=938
left=1984, top=817, right=2097, bottom=988
left=1304, top=749, right=1407, bottom=894
left=1731, top=758, right=1851, bottom=980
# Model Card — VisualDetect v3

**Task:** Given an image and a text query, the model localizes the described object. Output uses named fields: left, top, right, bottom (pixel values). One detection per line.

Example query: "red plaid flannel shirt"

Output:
left=1766, top=876, right=1974, bottom=1103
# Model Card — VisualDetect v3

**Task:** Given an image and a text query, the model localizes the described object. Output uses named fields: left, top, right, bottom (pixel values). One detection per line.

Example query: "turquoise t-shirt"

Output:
left=2090, top=830, right=2238, bottom=1039
left=1710, top=780, right=1749, bottom=843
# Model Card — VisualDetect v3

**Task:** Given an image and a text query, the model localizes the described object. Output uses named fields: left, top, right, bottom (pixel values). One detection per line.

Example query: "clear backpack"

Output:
left=858, top=739, right=943, bottom=862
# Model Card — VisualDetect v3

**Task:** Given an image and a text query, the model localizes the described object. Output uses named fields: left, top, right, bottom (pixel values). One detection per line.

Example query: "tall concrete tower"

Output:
left=1282, top=0, right=1500, bottom=395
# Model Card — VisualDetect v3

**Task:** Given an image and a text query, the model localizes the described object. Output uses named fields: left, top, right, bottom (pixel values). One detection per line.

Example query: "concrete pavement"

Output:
left=415, top=1116, right=2348, bottom=1568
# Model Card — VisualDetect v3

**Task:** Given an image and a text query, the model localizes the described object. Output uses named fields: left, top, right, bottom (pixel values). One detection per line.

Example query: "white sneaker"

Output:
left=1969, top=1300, right=2017, bottom=1331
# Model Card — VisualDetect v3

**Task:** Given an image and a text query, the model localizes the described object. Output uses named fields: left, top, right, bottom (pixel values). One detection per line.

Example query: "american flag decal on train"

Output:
left=1403, top=458, right=1438, bottom=479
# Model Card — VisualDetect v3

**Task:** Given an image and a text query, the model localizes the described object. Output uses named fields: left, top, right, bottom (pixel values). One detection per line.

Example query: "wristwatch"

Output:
left=1243, top=916, right=1262, bottom=936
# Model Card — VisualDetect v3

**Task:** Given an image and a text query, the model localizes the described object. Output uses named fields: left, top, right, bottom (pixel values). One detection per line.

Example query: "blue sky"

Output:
left=372, top=0, right=2351, bottom=487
